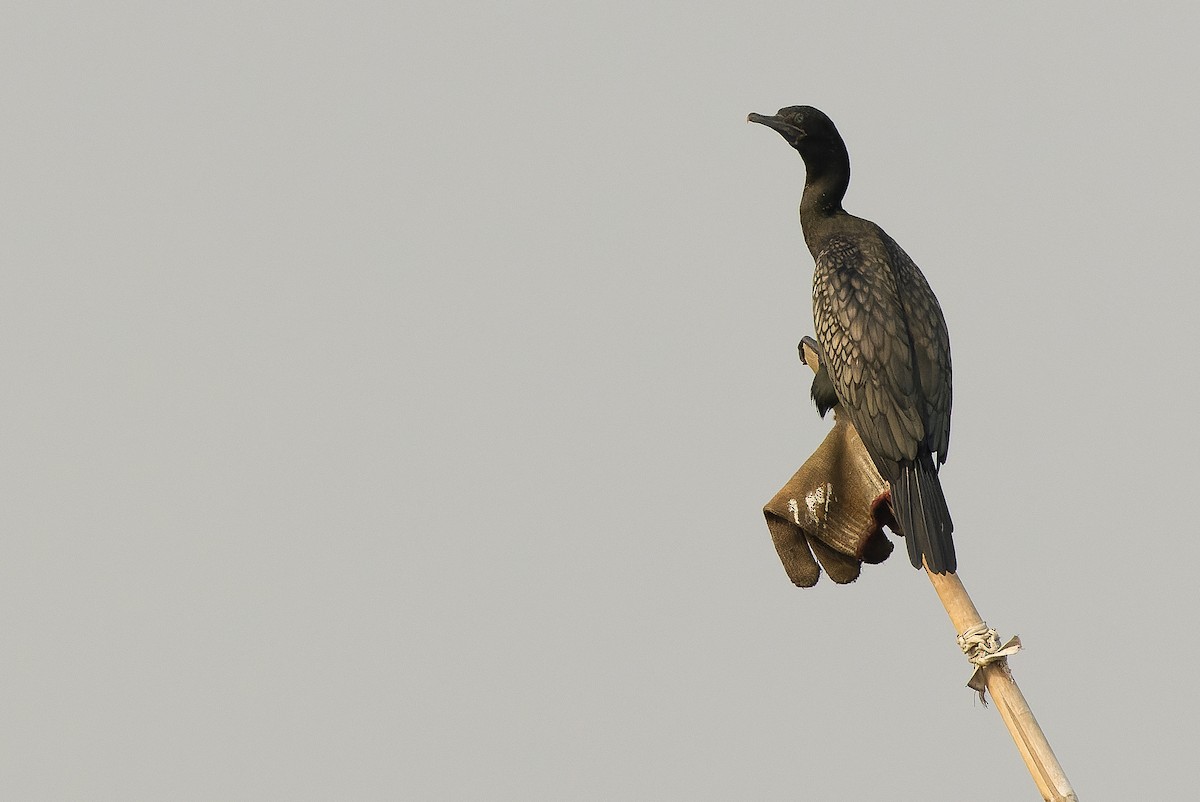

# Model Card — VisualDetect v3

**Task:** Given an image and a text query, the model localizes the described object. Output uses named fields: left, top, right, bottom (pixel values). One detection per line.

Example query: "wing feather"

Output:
left=813, top=234, right=926, bottom=474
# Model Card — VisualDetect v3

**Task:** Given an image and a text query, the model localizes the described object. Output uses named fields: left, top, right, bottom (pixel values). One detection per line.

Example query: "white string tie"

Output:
left=957, top=622, right=1022, bottom=703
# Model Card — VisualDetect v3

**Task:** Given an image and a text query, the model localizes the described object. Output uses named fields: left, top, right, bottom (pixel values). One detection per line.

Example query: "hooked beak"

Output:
left=747, top=112, right=801, bottom=138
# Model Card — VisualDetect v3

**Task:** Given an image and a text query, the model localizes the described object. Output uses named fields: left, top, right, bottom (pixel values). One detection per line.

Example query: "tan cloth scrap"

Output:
left=763, top=415, right=896, bottom=587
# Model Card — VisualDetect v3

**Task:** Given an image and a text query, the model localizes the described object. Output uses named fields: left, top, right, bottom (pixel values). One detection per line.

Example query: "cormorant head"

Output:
left=747, top=105, right=844, bottom=156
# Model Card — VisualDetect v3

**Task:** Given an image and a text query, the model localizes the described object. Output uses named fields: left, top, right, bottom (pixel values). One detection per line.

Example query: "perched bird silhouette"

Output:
left=749, top=105, right=956, bottom=574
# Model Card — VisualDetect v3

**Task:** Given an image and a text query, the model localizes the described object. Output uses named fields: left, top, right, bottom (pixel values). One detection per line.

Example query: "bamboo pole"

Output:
left=794, top=337, right=1077, bottom=799
left=926, top=568, right=1078, bottom=802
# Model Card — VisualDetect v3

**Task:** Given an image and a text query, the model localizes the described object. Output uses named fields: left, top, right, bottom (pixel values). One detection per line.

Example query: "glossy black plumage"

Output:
left=751, top=106, right=956, bottom=573
left=805, top=342, right=839, bottom=418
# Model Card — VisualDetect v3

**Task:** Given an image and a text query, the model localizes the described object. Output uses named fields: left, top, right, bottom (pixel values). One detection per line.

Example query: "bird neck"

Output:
left=798, top=153, right=850, bottom=252
left=798, top=147, right=850, bottom=219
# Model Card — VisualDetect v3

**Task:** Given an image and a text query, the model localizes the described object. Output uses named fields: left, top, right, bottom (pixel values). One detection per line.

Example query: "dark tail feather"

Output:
left=894, top=458, right=956, bottom=573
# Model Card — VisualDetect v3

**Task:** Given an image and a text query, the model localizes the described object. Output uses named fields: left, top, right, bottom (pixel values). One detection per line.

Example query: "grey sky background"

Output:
left=3, top=2, right=1197, bottom=799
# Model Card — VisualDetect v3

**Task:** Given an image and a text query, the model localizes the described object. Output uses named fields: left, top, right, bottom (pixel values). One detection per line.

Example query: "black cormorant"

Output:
left=749, top=105, right=956, bottom=574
